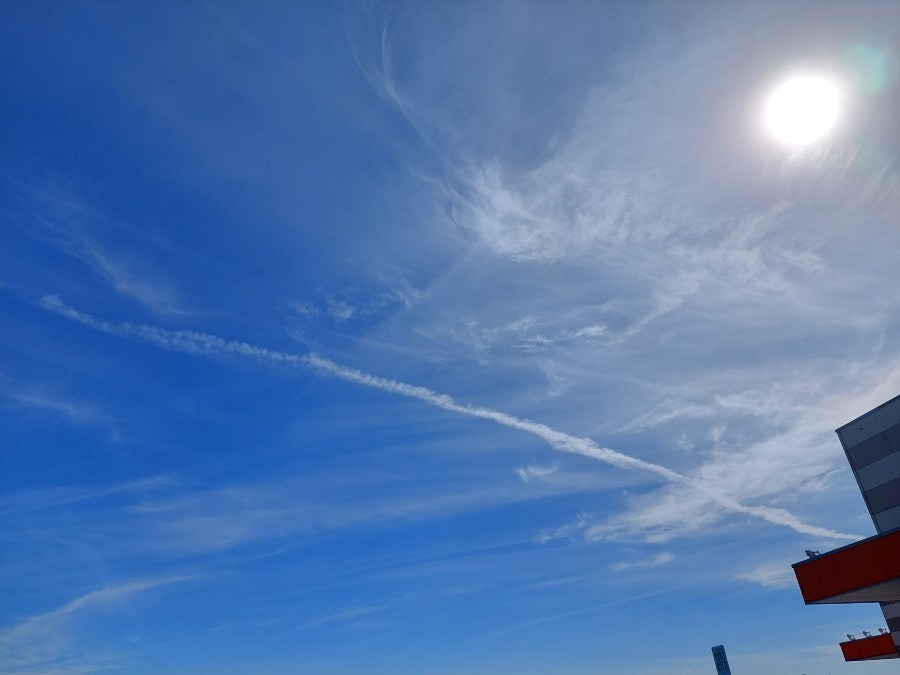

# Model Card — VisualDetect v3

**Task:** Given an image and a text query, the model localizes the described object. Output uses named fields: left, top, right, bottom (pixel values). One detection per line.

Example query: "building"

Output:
left=792, top=394, right=900, bottom=662
left=710, top=644, right=732, bottom=674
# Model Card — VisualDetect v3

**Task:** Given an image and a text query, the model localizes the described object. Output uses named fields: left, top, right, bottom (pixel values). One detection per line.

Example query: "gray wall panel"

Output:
left=847, top=430, right=897, bottom=471
left=887, top=424, right=900, bottom=452
left=865, top=476, right=900, bottom=514
left=838, top=397, right=900, bottom=447
left=874, top=503, right=900, bottom=533
left=858, top=451, right=900, bottom=492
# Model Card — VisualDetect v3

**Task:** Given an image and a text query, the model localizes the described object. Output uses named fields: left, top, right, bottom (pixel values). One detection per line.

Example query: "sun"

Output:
left=763, top=75, right=841, bottom=146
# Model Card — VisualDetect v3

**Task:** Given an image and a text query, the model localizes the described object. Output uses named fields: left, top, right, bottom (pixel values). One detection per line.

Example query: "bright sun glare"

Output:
left=763, top=75, right=841, bottom=146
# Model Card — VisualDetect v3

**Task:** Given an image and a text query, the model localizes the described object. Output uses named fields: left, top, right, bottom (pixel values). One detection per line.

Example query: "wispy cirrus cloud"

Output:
left=41, top=296, right=860, bottom=542
left=0, top=575, right=196, bottom=673
left=8, top=185, right=190, bottom=315
left=1, top=387, right=118, bottom=438
left=610, top=551, right=674, bottom=572
left=289, top=276, right=426, bottom=327
left=300, top=606, right=385, bottom=630
left=75, top=238, right=186, bottom=315
left=36, top=467, right=604, bottom=558
left=349, top=0, right=900, bottom=382
left=1, top=475, right=177, bottom=516
left=587, top=360, right=900, bottom=543
left=735, top=560, right=796, bottom=589
left=513, top=463, right=559, bottom=482
left=535, top=512, right=594, bottom=545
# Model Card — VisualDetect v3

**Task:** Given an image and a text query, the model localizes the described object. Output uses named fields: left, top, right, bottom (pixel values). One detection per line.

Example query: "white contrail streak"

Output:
left=41, top=294, right=304, bottom=364
left=41, top=295, right=859, bottom=541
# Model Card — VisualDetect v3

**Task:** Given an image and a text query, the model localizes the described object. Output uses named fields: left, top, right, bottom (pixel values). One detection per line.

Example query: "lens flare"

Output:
left=764, top=75, right=841, bottom=146
left=845, top=44, right=889, bottom=94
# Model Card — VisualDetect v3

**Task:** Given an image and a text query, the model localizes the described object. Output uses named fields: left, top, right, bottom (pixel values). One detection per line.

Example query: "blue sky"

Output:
left=2, top=1, right=900, bottom=673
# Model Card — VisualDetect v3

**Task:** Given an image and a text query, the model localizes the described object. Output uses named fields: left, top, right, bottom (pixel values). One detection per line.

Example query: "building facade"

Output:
left=710, top=644, right=732, bottom=674
left=792, top=394, right=900, bottom=662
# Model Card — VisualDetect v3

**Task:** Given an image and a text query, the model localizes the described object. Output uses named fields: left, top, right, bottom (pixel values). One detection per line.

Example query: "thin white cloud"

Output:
left=14, top=190, right=189, bottom=315
left=107, top=469, right=606, bottom=556
left=2, top=388, right=113, bottom=431
left=595, top=361, right=900, bottom=543
left=0, top=381, right=131, bottom=445
left=41, top=297, right=861, bottom=542
left=2, top=576, right=196, bottom=641
left=300, top=606, right=384, bottom=630
left=289, top=281, right=424, bottom=326
left=326, top=298, right=357, bottom=322
left=1, top=475, right=176, bottom=516
left=735, top=561, right=796, bottom=589
left=488, top=586, right=679, bottom=637
left=584, top=485, right=728, bottom=544
left=0, top=575, right=196, bottom=672
left=514, top=463, right=559, bottom=482
left=289, top=300, right=321, bottom=317
left=610, top=551, right=675, bottom=572
left=536, top=512, right=594, bottom=544
left=78, top=238, right=185, bottom=315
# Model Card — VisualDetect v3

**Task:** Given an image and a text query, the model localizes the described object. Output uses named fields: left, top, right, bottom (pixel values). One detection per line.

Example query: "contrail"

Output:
left=41, top=295, right=859, bottom=541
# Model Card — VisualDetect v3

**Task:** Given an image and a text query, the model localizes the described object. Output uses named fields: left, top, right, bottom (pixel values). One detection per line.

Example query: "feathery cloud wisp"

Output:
left=0, top=575, right=196, bottom=672
left=514, top=463, right=559, bottom=482
left=611, top=551, right=675, bottom=572
left=735, top=561, right=797, bottom=588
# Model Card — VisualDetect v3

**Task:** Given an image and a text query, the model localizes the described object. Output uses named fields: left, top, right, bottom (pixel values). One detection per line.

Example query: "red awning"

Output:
left=792, top=529, right=900, bottom=604
left=840, top=633, right=898, bottom=661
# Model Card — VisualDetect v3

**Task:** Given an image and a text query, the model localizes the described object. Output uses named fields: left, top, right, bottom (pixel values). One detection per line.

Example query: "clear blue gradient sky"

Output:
left=2, top=2, right=900, bottom=673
